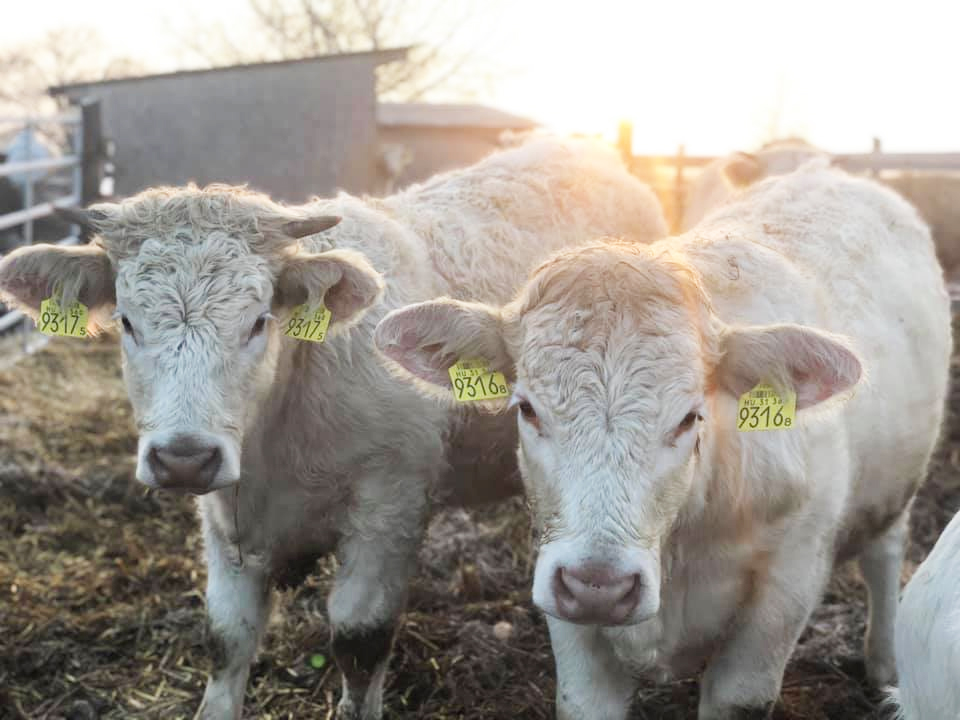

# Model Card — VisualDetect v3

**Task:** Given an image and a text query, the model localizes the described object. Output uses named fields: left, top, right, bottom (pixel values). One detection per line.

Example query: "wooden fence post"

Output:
left=617, top=121, right=633, bottom=167
left=673, top=144, right=686, bottom=233
left=871, top=137, right=882, bottom=178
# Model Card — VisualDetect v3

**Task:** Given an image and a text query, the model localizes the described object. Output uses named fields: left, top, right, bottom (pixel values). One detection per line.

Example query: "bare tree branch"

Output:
left=171, top=0, right=498, bottom=101
left=353, top=0, right=383, bottom=49
left=0, top=27, right=146, bottom=117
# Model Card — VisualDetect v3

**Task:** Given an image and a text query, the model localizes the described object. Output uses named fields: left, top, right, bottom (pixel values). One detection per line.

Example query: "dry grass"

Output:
left=1, top=321, right=959, bottom=719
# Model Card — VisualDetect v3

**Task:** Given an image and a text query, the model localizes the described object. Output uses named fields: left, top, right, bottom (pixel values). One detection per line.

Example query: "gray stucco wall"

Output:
left=379, top=126, right=510, bottom=190
left=62, top=56, right=383, bottom=203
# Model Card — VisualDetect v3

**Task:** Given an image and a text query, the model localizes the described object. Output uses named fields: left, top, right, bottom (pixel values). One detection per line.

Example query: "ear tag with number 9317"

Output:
left=448, top=358, right=509, bottom=402
left=737, top=382, right=796, bottom=432
left=38, top=296, right=89, bottom=338
left=284, top=303, right=332, bottom=343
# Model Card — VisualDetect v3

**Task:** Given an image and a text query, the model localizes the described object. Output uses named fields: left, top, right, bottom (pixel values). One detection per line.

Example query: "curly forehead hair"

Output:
left=86, top=183, right=316, bottom=263
left=517, top=240, right=707, bottom=311
left=509, top=240, right=723, bottom=364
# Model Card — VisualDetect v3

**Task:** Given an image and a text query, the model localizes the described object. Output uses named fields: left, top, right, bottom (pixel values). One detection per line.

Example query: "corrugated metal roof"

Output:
left=377, top=102, right=538, bottom=129
left=49, top=48, right=410, bottom=95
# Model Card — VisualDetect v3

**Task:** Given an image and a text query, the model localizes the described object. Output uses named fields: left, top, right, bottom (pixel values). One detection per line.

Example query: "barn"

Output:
left=49, top=50, right=538, bottom=202
left=377, top=102, right=538, bottom=190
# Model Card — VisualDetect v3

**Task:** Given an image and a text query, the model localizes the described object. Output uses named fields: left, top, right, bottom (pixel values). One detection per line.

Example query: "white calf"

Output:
left=0, top=136, right=666, bottom=720
left=377, top=161, right=951, bottom=719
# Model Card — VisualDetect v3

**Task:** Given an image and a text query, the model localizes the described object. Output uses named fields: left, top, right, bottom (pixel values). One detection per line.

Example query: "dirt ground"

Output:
left=1, top=321, right=958, bottom=720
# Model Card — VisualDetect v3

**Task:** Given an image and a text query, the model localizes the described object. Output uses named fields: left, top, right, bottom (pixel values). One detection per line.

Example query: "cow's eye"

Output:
left=518, top=400, right=537, bottom=420
left=676, top=412, right=699, bottom=434
left=517, top=399, right=540, bottom=429
left=670, top=411, right=703, bottom=446
left=248, top=314, right=269, bottom=341
left=120, top=315, right=134, bottom=335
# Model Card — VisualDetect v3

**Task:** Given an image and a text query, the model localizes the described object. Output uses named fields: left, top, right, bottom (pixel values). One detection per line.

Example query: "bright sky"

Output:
left=2, top=0, right=958, bottom=155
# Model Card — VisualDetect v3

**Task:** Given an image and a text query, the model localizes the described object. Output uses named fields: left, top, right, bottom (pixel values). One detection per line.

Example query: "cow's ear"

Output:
left=0, top=243, right=115, bottom=330
left=722, top=152, right=763, bottom=188
left=375, top=298, right=512, bottom=387
left=715, top=323, right=862, bottom=410
left=276, top=248, right=383, bottom=330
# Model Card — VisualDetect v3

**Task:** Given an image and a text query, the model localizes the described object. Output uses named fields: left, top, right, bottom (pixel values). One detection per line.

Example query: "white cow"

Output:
left=0, top=136, right=666, bottom=720
left=892, top=508, right=960, bottom=719
left=681, top=139, right=828, bottom=231
left=684, top=142, right=960, bottom=283
left=376, top=160, right=951, bottom=719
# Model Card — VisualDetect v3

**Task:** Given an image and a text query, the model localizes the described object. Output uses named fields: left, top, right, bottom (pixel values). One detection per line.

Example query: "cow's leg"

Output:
left=858, top=509, right=908, bottom=687
left=698, top=530, right=832, bottom=720
left=546, top=616, right=637, bottom=720
left=328, top=490, right=425, bottom=720
left=195, top=532, right=271, bottom=720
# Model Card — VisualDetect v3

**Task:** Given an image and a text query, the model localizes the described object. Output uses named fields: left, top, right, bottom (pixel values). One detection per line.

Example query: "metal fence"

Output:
left=0, top=100, right=102, bottom=336
left=617, top=124, right=960, bottom=234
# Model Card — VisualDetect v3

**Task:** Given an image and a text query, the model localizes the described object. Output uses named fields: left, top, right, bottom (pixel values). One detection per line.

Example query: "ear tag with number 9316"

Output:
left=448, top=358, right=509, bottom=402
left=737, top=382, right=796, bottom=432
left=38, top=296, right=89, bottom=338
left=284, top=303, right=332, bottom=343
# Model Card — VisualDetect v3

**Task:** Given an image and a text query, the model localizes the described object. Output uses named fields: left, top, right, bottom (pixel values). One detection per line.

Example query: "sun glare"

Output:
left=1, top=0, right=958, bottom=153
left=483, top=0, right=959, bottom=154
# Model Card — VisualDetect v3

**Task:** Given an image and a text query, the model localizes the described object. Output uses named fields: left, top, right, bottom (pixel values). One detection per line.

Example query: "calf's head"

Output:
left=375, top=242, right=861, bottom=626
left=683, top=140, right=830, bottom=230
left=0, top=186, right=382, bottom=494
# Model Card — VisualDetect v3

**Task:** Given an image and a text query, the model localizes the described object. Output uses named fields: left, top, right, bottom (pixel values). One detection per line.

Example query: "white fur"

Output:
left=682, top=144, right=960, bottom=284
left=892, top=507, right=960, bottom=720
left=681, top=139, right=828, bottom=230
left=378, top=163, right=951, bottom=719
left=0, top=135, right=666, bottom=720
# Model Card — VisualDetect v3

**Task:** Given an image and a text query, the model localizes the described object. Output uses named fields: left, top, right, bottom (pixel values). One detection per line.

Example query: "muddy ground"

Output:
left=1, top=324, right=958, bottom=720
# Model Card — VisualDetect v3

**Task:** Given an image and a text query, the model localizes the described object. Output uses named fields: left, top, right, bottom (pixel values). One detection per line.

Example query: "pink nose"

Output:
left=553, top=564, right=641, bottom=625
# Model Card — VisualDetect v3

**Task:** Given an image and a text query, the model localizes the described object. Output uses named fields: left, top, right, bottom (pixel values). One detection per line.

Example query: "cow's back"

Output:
left=379, top=136, right=667, bottom=305
left=682, top=164, right=951, bottom=550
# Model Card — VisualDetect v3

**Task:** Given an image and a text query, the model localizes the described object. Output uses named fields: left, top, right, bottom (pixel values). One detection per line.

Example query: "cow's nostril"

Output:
left=555, top=567, right=575, bottom=601
left=198, top=446, right=222, bottom=483
left=147, top=446, right=163, bottom=475
left=201, top=446, right=221, bottom=472
left=552, top=565, right=643, bottom=624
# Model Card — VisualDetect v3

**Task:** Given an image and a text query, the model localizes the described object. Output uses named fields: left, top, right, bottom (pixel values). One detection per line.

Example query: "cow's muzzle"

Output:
left=138, top=431, right=238, bottom=494
left=551, top=563, right=641, bottom=625
left=532, top=542, right=661, bottom=626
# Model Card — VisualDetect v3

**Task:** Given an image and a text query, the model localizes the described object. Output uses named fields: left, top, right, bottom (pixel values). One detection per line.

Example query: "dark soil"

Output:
left=1, top=323, right=957, bottom=720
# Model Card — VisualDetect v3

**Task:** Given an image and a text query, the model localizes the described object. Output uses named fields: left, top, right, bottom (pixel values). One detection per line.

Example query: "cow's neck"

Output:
left=204, top=339, right=362, bottom=555
left=243, top=321, right=386, bottom=479
left=672, top=415, right=807, bottom=559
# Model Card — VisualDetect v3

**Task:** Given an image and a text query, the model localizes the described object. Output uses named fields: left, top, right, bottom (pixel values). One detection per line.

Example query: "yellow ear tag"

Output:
left=448, top=358, right=509, bottom=402
left=284, top=303, right=332, bottom=343
left=38, top=296, right=89, bottom=338
left=737, top=382, right=797, bottom=432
